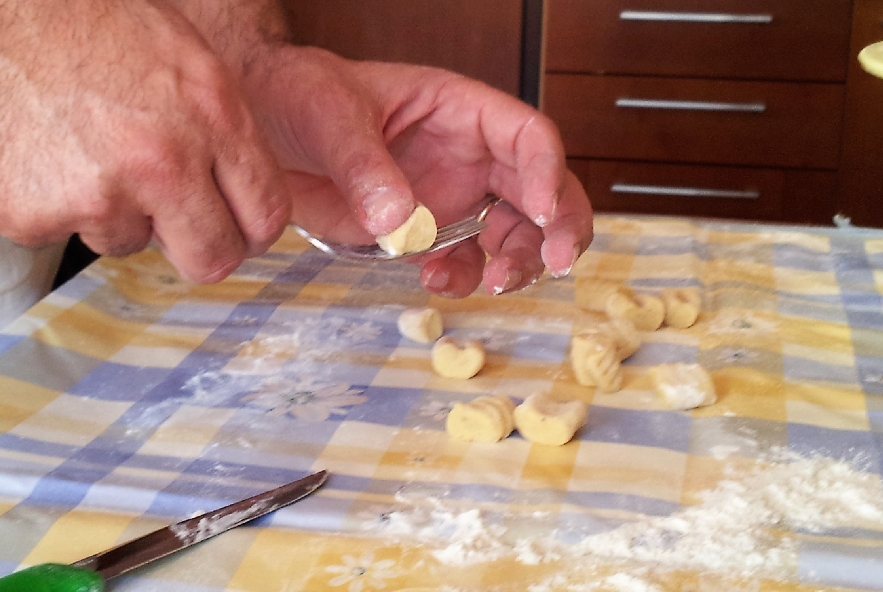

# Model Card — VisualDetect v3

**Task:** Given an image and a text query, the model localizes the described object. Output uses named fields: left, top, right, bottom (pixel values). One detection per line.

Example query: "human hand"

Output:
left=0, top=0, right=290, bottom=283
left=242, top=47, right=593, bottom=297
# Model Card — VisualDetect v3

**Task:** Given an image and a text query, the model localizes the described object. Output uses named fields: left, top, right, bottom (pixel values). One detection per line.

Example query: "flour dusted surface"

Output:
left=361, top=452, right=883, bottom=591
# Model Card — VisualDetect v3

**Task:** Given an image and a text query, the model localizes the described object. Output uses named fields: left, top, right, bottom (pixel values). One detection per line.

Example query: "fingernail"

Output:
left=424, top=267, right=450, bottom=291
left=364, top=188, right=411, bottom=235
left=550, top=246, right=580, bottom=278
left=533, top=193, right=558, bottom=227
left=493, top=269, right=523, bottom=295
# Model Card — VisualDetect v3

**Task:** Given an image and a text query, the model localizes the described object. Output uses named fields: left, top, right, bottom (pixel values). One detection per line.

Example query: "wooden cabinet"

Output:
left=542, top=0, right=883, bottom=226
left=281, top=0, right=883, bottom=225
left=838, top=0, right=883, bottom=228
left=545, top=0, right=852, bottom=81
left=283, top=0, right=524, bottom=97
left=545, top=75, right=844, bottom=168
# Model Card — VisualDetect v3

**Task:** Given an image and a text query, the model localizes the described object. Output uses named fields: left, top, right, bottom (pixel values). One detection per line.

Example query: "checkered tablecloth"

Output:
left=1, top=216, right=882, bottom=592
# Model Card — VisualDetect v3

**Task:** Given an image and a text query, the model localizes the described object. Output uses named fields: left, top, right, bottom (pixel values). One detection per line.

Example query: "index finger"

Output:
left=466, top=91, right=593, bottom=276
left=210, top=102, right=291, bottom=258
left=436, top=82, right=568, bottom=228
left=539, top=170, right=594, bottom=277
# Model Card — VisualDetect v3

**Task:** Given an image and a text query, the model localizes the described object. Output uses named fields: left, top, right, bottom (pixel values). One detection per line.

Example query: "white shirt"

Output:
left=0, top=235, right=67, bottom=330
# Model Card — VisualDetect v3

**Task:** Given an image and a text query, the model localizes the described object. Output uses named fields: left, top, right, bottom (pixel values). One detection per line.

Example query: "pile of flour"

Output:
left=365, top=452, right=883, bottom=589
left=571, top=454, right=883, bottom=578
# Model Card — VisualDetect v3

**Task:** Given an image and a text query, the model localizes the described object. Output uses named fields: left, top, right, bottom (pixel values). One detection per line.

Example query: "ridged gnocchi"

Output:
left=513, top=392, right=589, bottom=446
left=605, top=292, right=665, bottom=332
left=575, top=315, right=641, bottom=362
left=570, top=332, right=623, bottom=392
left=575, top=278, right=635, bottom=312
left=660, top=287, right=702, bottom=329
left=446, top=395, right=516, bottom=443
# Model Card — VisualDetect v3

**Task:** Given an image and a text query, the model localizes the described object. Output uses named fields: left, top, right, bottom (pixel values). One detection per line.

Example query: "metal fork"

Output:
left=290, top=196, right=500, bottom=261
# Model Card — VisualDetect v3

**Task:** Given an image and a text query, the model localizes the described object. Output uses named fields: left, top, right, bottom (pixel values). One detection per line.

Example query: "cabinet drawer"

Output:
left=570, top=159, right=838, bottom=224
left=545, top=0, right=852, bottom=82
left=544, top=74, right=844, bottom=169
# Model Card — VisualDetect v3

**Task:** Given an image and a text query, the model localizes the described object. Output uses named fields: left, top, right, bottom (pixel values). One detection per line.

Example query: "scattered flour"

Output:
left=708, top=445, right=740, bottom=460
left=363, top=454, right=883, bottom=590
left=376, top=500, right=511, bottom=565
left=170, top=501, right=268, bottom=545
left=528, top=572, right=663, bottom=592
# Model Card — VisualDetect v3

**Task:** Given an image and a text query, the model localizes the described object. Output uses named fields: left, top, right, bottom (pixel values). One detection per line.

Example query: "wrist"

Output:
left=162, top=0, right=291, bottom=81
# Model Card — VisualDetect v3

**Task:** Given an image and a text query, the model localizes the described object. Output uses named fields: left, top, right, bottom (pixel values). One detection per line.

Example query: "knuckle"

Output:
left=190, top=253, right=244, bottom=284
left=189, top=50, right=228, bottom=89
left=126, top=133, right=193, bottom=185
left=76, top=200, right=151, bottom=257
left=179, top=226, right=248, bottom=284
left=337, top=151, right=397, bottom=200
left=519, top=112, right=562, bottom=149
left=101, top=231, right=152, bottom=258
left=77, top=194, right=117, bottom=226
left=244, top=201, right=288, bottom=249
left=532, top=111, right=560, bottom=135
left=187, top=56, right=242, bottom=129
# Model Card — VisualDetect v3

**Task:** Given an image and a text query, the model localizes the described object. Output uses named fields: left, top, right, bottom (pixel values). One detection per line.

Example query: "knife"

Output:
left=0, top=470, right=328, bottom=592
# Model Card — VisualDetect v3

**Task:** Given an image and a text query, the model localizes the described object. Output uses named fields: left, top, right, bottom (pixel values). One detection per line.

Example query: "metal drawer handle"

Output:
left=611, top=183, right=760, bottom=200
left=620, top=10, right=773, bottom=24
left=616, top=98, right=766, bottom=113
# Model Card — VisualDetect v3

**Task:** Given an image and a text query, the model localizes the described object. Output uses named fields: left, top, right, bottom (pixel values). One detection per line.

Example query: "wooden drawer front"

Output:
left=570, top=159, right=838, bottom=223
left=545, top=0, right=852, bottom=82
left=544, top=74, right=844, bottom=169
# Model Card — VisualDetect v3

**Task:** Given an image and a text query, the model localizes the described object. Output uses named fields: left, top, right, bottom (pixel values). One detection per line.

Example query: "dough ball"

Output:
left=660, top=287, right=702, bottom=329
left=431, top=336, right=486, bottom=379
left=513, top=392, right=589, bottom=446
left=446, top=394, right=516, bottom=443
left=570, top=332, right=623, bottom=392
left=575, top=278, right=635, bottom=312
left=397, top=307, right=444, bottom=343
left=649, top=363, right=717, bottom=410
left=376, top=204, right=438, bottom=256
left=605, top=292, right=665, bottom=332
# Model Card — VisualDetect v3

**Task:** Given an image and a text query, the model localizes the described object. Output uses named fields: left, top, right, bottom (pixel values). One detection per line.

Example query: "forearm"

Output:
left=162, top=0, right=291, bottom=79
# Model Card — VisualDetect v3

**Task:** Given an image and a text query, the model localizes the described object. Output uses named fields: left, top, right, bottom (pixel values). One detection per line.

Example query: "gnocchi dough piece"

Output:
left=397, top=307, right=444, bottom=343
left=431, top=336, right=486, bottom=379
left=575, top=315, right=641, bottom=361
left=602, top=315, right=642, bottom=361
left=605, top=292, right=665, bottom=332
left=477, top=394, right=517, bottom=435
left=513, top=392, right=589, bottom=446
left=570, top=332, right=623, bottom=392
left=446, top=395, right=516, bottom=443
left=650, top=363, right=717, bottom=410
left=606, top=317, right=641, bottom=360
left=575, top=278, right=635, bottom=312
left=376, top=204, right=438, bottom=256
left=660, top=287, right=702, bottom=329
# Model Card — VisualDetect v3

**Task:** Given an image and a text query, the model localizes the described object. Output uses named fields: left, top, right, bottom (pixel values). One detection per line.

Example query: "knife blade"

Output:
left=0, top=470, right=327, bottom=592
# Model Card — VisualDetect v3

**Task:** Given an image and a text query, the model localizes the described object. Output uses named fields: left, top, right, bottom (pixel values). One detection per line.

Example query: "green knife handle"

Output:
left=0, top=564, right=104, bottom=592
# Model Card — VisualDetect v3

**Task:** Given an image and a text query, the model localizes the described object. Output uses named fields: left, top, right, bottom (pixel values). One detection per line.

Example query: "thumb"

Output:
left=259, top=48, right=417, bottom=237
left=324, top=125, right=416, bottom=237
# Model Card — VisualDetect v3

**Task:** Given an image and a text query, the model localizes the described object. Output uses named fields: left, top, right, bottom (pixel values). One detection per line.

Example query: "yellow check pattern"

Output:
left=1, top=216, right=881, bottom=591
